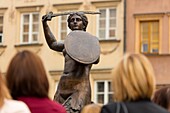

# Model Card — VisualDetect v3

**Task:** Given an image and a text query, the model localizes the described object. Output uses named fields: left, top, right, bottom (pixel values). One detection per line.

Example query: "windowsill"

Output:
left=142, top=53, right=170, bottom=56
left=0, top=44, right=7, bottom=48
left=14, top=43, right=43, bottom=53
left=99, top=38, right=121, bottom=43
left=0, top=45, right=7, bottom=56
left=14, top=43, right=43, bottom=47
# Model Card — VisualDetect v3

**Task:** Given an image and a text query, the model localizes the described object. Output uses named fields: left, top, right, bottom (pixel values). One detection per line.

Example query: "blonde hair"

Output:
left=113, top=53, right=155, bottom=102
left=0, top=72, right=11, bottom=107
left=81, top=104, right=102, bottom=113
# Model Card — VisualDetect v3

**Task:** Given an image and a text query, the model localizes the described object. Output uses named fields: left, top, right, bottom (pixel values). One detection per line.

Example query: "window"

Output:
left=0, top=16, right=3, bottom=44
left=97, top=8, right=116, bottom=40
left=140, top=20, right=159, bottom=53
left=20, top=12, right=39, bottom=44
left=135, top=14, right=162, bottom=54
left=58, top=15, right=70, bottom=40
left=94, top=80, right=113, bottom=104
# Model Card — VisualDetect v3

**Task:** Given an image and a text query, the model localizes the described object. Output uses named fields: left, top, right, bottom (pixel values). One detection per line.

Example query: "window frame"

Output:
left=58, top=15, right=71, bottom=41
left=135, top=14, right=163, bottom=54
left=0, top=15, right=4, bottom=44
left=94, top=80, right=113, bottom=104
left=96, top=7, right=117, bottom=40
left=20, top=12, right=39, bottom=44
left=54, top=3, right=81, bottom=41
left=140, top=20, right=159, bottom=54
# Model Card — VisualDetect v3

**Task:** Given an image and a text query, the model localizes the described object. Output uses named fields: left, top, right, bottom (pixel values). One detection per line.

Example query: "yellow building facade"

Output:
left=0, top=0, right=124, bottom=104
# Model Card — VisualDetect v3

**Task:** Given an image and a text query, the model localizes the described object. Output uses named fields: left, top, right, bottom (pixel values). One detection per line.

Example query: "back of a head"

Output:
left=81, top=104, right=102, bottom=113
left=6, top=50, right=49, bottom=99
left=152, top=87, right=170, bottom=110
left=113, top=53, right=155, bottom=102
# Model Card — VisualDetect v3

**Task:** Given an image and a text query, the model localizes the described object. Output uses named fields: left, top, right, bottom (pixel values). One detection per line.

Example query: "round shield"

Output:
left=64, top=30, right=100, bottom=64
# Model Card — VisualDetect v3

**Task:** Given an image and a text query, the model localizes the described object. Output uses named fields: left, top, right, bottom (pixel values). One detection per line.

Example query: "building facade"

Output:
left=126, top=0, right=170, bottom=86
left=0, top=0, right=124, bottom=104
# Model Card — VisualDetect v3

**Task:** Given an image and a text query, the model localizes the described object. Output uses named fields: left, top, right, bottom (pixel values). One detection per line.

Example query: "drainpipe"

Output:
left=123, top=0, right=126, bottom=53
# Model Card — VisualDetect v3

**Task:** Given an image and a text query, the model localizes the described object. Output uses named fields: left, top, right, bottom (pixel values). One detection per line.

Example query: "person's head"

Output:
left=6, top=50, right=49, bottom=99
left=67, top=12, right=88, bottom=31
left=112, top=53, right=155, bottom=102
left=0, top=71, right=11, bottom=107
left=152, top=87, right=170, bottom=111
left=81, top=104, right=102, bottom=113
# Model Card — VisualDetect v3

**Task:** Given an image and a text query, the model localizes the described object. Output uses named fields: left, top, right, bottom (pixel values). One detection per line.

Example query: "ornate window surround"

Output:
left=134, top=13, right=163, bottom=54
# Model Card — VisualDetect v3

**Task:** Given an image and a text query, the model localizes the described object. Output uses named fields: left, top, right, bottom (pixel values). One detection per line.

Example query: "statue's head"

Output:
left=67, top=12, right=88, bottom=31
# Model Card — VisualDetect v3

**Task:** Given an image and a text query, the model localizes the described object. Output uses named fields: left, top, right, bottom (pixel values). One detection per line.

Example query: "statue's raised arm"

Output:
left=42, top=11, right=64, bottom=52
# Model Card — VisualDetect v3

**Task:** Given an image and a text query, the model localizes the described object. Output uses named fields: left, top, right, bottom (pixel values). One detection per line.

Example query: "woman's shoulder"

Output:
left=150, top=102, right=170, bottom=113
left=101, top=101, right=169, bottom=113
left=18, top=97, right=66, bottom=113
left=0, top=99, right=31, bottom=113
left=103, top=102, right=117, bottom=107
left=101, top=102, right=117, bottom=113
left=41, top=99, right=67, bottom=113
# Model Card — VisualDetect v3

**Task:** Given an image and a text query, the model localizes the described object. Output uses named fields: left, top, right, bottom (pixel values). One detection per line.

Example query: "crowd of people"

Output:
left=0, top=50, right=170, bottom=113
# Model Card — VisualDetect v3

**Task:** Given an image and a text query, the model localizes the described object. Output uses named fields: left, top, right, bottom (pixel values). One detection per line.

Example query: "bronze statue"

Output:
left=42, top=11, right=100, bottom=113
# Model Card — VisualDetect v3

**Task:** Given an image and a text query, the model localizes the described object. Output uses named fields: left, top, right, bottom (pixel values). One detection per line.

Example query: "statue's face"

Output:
left=69, top=14, right=84, bottom=31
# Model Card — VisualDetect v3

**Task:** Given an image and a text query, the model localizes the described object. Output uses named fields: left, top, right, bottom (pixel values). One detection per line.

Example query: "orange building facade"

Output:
left=126, top=0, right=170, bottom=86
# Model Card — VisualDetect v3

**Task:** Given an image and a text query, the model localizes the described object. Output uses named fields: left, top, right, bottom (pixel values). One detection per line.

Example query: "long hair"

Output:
left=6, top=50, right=49, bottom=99
left=0, top=72, right=11, bottom=107
left=113, top=53, right=155, bottom=102
left=67, top=12, right=88, bottom=31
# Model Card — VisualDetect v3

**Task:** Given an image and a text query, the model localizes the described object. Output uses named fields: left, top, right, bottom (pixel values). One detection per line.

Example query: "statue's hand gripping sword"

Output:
left=42, top=11, right=101, bottom=21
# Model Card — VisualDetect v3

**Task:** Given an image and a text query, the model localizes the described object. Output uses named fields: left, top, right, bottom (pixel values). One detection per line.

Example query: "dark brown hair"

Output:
left=67, top=12, right=88, bottom=31
left=6, top=50, right=49, bottom=99
left=152, top=87, right=170, bottom=109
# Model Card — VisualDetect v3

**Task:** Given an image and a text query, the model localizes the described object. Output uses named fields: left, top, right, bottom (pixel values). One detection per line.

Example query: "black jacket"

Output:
left=101, top=100, right=170, bottom=113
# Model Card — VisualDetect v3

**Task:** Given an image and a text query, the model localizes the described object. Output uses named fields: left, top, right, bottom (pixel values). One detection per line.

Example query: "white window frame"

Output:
left=20, top=12, right=39, bottom=44
left=94, top=80, right=113, bottom=104
left=58, top=15, right=70, bottom=40
left=96, top=7, right=117, bottom=40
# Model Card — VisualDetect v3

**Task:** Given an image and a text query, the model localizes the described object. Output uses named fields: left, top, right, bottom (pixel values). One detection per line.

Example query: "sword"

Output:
left=42, top=11, right=101, bottom=21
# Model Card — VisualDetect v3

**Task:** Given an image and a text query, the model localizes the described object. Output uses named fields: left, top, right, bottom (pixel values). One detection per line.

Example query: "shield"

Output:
left=64, top=30, right=100, bottom=64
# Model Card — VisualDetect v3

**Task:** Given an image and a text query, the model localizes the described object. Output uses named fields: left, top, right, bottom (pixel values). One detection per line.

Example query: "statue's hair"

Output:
left=67, top=12, right=88, bottom=31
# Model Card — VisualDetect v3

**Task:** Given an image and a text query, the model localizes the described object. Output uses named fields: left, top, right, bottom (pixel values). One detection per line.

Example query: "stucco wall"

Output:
left=126, top=0, right=170, bottom=84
